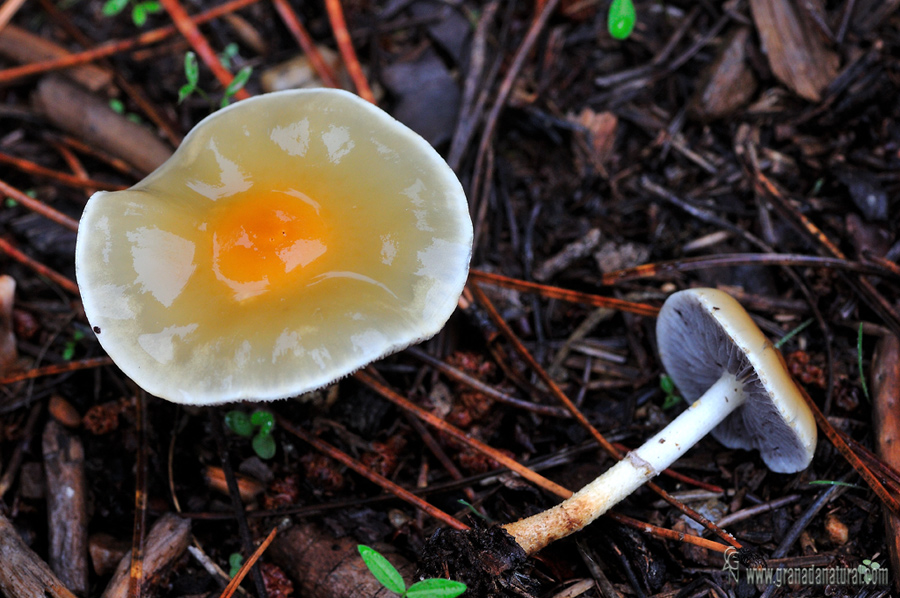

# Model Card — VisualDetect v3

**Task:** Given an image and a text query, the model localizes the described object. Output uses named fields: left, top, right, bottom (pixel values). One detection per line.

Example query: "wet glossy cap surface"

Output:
left=76, top=89, right=472, bottom=405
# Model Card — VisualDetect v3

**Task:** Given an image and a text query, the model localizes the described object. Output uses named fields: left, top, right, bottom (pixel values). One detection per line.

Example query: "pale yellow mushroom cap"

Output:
left=75, top=89, right=473, bottom=405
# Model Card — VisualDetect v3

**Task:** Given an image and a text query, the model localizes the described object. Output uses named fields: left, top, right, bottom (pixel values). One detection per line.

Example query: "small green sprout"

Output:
left=808, top=480, right=865, bottom=490
left=659, top=374, right=681, bottom=410
left=774, top=318, right=814, bottom=350
left=607, top=0, right=636, bottom=40
left=108, top=99, right=143, bottom=124
left=101, top=0, right=162, bottom=27
left=358, top=545, right=466, bottom=597
left=228, top=553, right=243, bottom=578
left=220, top=66, right=252, bottom=108
left=858, top=323, right=870, bottom=402
left=62, top=329, right=86, bottom=361
left=225, top=409, right=276, bottom=459
left=178, top=51, right=252, bottom=108
left=178, top=52, right=204, bottom=104
left=219, top=43, right=241, bottom=69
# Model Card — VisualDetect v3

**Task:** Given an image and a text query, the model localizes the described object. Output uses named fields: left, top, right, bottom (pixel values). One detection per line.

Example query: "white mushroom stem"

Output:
left=502, top=372, right=747, bottom=555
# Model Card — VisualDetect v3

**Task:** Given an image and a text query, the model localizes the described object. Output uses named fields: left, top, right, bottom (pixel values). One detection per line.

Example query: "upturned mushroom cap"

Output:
left=75, top=89, right=473, bottom=405
left=656, top=288, right=816, bottom=473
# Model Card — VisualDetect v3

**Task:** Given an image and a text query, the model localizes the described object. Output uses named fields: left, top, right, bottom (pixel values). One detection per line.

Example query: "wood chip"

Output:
left=748, top=0, right=839, bottom=101
left=100, top=513, right=191, bottom=598
left=0, top=275, right=17, bottom=377
left=270, top=522, right=414, bottom=598
left=31, top=76, right=173, bottom=176
left=689, top=27, right=757, bottom=121
left=0, top=25, right=112, bottom=92
left=0, top=511, right=78, bottom=598
left=43, top=420, right=89, bottom=595
left=533, top=228, right=601, bottom=282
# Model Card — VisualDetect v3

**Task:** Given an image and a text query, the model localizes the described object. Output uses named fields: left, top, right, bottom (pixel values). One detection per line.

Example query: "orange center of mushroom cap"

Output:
left=208, top=190, right=329, bottom=301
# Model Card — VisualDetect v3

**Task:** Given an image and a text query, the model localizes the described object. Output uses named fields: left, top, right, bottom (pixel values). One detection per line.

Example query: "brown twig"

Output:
left=599, top=253, right=900, bottom=286
left=354, top=369, right=572, bottom=498
left=277, top=415, right=469, bottom=531
left=0, top=357, right=113, bottom=386
left=0, top=237, right=79, bottom=295
left=606, top=512, right=731, bottom=554
left=271, top=0, right=340, bottom=89
left=0, top=152, right=126, bottom=192
left=0, top=0, right=261, bottom=85
left=128, top=393, right=148, bottom=598
left=0, top=178, right=80, bottom=231
left=797, top=385, right=900, bottom=516
left=471, top=0, right=559, bottom=243
left=406, top=346, right=572, bottom=418
left=0, top=0, right=26, bottom=30
left=323, top=0, right=374, bottom=102
left=468, top=269, right=660, bottom=317
left=218, top=526, right=279, bottom=598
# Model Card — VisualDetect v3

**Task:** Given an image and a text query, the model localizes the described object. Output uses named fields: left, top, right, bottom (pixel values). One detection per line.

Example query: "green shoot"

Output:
left=220, top=66, right=252, bottom=108
left=457, top=499, right=494, bottom=524
left=109, top=99, right=143, bottom=123
left=808, top=480, right=865, bottom=490
left=219, top=43, right=241, bottom=69
left=178, top=51, right=251, bottom=108
left=102, top=0, right=161, bottom=27
left=358, top=545, right=466, bottom=597
left=774, top=318, right=814, bottom=349
left=608, top=0, right=636, bottom=40
left=62, top=330, right=86, bottom=361
left=178, top=51, right=203, bottom=104
left=225, top=409, right=277, bottom=459
left=659, top=374, right=681, bottom=410
left=858, top=323, right=870, bottom=402
left=228, top=553, right=243, bottom=578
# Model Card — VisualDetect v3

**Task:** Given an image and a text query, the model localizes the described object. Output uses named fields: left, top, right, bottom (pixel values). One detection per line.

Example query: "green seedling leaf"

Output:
left=177, top=83, right=194, bottom=104
left=457, top=499, right=493, bottom=523
left=228, top=553, right=243, bottom=578
left=131, top=4, right=147, bottom=26
left=225, top=410, right=253, bottom=437
left=661, top=393, right=682, bottom=410
left=4, top=198, right=17, bottom=208
left=102, top=0, right=129, bottom=16
left=607, top=0, right=636, bottom=40
left=659, top=374, right=675, bottom=396
left=178, top=52, right=200, bottom=104
left=858, top=323, right=870, bottom=402
left=220, top=66, right=252, bottom=107
left=109, top=98, right=125, bottom=114
left=406, top=578, right=467, bottom=598
left=808, top=480, right=865, bottom=490
left=184, top=51, right=199, bottom=84
left=62, top=330, right=86, bottom=361
left=250, top=409, right=275, bottom=436
left=252, top=432, right=276, bottom=459
left=358, top=545, right=406, bottom=595
left=220, top=42, right=240, bottom=69
left=774, top=318, right=814, bottom=350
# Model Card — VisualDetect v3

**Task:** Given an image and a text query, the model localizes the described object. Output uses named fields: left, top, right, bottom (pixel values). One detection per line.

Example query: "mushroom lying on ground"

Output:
left=75, top=89, right=473, bottom=405
left=420, top=287, right=817, bottom=594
